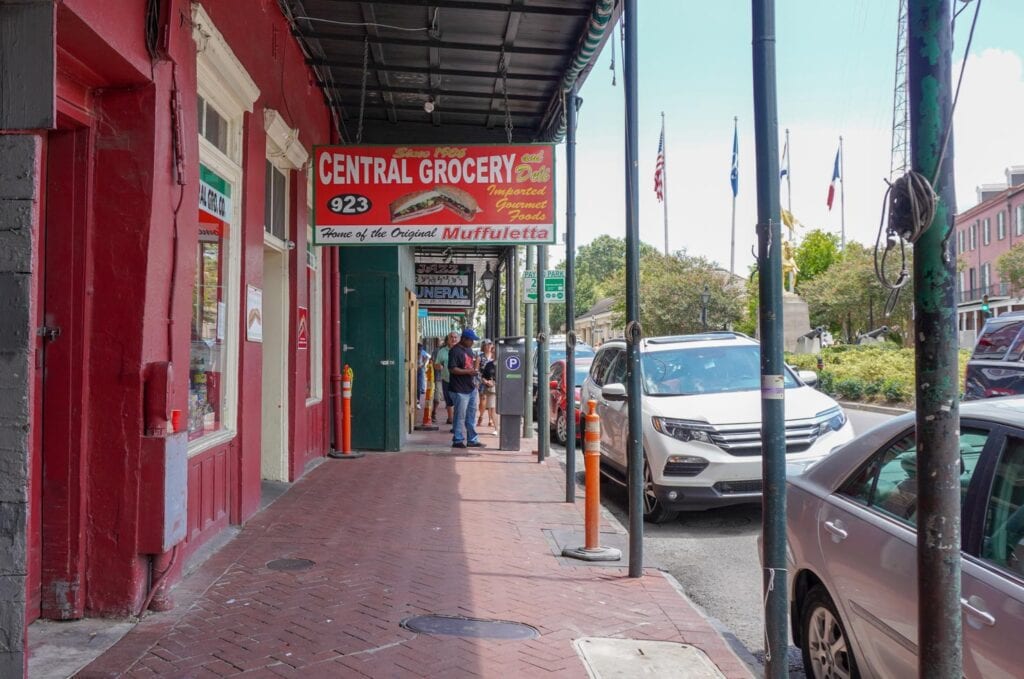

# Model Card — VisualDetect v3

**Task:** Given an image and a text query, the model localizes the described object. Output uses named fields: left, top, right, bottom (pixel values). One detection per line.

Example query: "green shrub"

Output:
left=882, top=378, right=907, bottom=403
left=834, top=378, right=865, bottom=400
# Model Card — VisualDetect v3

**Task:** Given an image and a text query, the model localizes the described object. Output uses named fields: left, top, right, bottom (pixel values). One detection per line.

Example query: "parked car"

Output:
left=548, top=357, right=594, bottom=445
left=580, top=332, right=853, bottom=523
left=965, top=311, right=1024, bottom=400
left=784, top=396, right=1024, bottom=678
left=532, top=336, right=595, bottom=414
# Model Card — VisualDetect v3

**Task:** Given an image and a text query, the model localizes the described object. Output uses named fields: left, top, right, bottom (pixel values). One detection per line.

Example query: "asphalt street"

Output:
left=547, top=407, right=896, bottom=677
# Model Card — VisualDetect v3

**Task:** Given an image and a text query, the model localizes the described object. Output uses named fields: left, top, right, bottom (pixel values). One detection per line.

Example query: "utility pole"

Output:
left=565, top=85, right=579, bottom=503
left=751, top=1, right=787, bottom=677
left=523, top=245, right=535, bottom=437
left=908, top=1, right=960, bottom=676
left=623, top=0, right=644, bottom=578
left=537, top=244, right=550, bottom=462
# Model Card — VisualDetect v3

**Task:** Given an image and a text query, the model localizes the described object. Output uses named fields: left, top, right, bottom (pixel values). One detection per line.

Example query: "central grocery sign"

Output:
left=313, top=144, right=555, bottom=245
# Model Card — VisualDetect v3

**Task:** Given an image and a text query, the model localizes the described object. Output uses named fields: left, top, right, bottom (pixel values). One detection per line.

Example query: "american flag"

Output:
left=654, top=122, right=666, bottom=202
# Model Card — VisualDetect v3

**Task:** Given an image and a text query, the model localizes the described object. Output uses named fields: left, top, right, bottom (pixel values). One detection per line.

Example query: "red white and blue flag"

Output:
left=654, top=122, right=666, bottom=202
left=826, top=145, right=841, bottom=210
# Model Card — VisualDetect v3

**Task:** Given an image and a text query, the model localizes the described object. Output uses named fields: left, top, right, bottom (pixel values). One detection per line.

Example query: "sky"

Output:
left=546, top=0, right=1024, bottom=273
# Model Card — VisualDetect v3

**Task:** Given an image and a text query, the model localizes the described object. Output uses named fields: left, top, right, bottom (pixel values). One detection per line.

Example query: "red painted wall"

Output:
left=37, top=0, right=336, bottom=616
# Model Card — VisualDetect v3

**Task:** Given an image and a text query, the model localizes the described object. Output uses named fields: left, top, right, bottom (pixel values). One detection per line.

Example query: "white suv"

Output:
left=580, top=332, right=855, bottom=523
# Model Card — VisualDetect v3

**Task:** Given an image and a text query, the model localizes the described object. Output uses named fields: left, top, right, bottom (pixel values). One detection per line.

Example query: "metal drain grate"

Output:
left=266, top=558, right=316, bottom=572
left=400, top=614, right=539, bottom=639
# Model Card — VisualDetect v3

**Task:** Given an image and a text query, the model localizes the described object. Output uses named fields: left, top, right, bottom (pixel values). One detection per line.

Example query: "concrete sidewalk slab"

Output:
left=75, top=428, right=752, bottom=678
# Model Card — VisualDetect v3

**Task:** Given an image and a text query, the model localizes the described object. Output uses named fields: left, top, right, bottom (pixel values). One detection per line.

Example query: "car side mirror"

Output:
left=798, top=370, right=818, bottom=387
left=602, top=383, right=627, bottom=401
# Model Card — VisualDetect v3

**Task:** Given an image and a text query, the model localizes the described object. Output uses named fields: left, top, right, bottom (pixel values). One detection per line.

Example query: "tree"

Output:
left=794, top=229, right=840, bottom=290
left=566, top=235, right=658, bottom=317
left=997, top=242, right=1024, bottom=296
left=609, top=251, right=744, bottom=336
left=800, top=241, right=914, bottom=343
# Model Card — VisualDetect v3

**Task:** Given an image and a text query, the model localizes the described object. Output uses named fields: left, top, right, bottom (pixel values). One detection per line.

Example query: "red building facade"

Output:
left=1, top=1, right=338, bottom=666
left=955, top=167, right=1024, bottom=344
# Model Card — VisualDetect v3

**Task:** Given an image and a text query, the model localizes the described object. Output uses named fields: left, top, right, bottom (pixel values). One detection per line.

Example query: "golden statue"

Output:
left=782, top=238, right=799, bottom=292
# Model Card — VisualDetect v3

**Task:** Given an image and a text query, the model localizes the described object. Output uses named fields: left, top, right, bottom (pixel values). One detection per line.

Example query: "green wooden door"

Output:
left=342, top=273, right=390, bottom=450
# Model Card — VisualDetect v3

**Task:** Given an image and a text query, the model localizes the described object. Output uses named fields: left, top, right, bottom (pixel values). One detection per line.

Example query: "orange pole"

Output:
left=583, top=400, right=601, bottom=550
left=342, top=364, right=353, bottom=454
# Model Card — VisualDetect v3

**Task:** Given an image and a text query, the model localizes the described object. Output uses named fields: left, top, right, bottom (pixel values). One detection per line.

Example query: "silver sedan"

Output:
left=785, top=397, right=1024, bottom=678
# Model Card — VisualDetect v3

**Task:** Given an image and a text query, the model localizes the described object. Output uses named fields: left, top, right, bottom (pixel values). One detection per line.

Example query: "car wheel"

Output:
left=643, top=458, right=678, bottom=524
left=800, top=585, right=860, bottom=679
left=555, top=408, right=568, bottom=445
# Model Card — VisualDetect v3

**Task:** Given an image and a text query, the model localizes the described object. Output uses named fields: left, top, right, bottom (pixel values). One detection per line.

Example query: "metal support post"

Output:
left=523, top=245, right=535, bottom=436
left=537, top=244, right=550, bottom=462
left=623, top=0, right=644, bottom=578
left=909, top=1, right=960, bottom=676
left=565, top=84, right=579, bottom=502
left=511, top=247, right=520, bottom=336
left=751, top=1, right=787, bottom=675
left=505, top=248, right=514, bottom=336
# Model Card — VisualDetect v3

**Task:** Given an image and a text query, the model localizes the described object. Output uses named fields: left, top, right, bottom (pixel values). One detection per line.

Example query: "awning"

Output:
left=280, top=0, right=618, bottom=144
left=419, top=315, right=463, bottom=339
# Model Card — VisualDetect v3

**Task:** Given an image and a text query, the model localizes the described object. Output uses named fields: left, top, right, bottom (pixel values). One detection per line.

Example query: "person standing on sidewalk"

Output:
left=434, top=331, right=459, bottom=425
left=449, top=328, right=484, bottom=449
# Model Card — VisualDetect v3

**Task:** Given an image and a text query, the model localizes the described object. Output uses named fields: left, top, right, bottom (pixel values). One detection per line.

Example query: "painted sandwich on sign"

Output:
left=313, top=145, right=555, bottom=245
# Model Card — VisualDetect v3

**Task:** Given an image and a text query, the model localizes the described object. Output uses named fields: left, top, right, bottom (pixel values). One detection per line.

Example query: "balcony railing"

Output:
left=958, top=281, right=1011, bottom=304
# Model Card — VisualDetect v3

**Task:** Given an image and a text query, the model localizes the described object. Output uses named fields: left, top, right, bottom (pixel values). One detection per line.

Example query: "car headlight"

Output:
left=816, top=407, right=847, bottom=436
left=652, top=416, right=715, bottom=444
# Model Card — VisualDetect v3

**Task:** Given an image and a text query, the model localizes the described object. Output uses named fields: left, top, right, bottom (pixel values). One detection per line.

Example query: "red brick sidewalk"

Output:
left=78, top=430, right=752, bottom=678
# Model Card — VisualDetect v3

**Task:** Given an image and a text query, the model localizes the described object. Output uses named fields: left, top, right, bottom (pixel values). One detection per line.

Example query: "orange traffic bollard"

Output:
left=561, top=400, right=621, bottom=562
left=329, top=364, right=364, bottom=459
left=416, top=362, right=439, bottom=431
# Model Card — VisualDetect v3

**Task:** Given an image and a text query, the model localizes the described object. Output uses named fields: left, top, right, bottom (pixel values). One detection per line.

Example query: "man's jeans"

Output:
left=451, top=389, right=479, bottom=445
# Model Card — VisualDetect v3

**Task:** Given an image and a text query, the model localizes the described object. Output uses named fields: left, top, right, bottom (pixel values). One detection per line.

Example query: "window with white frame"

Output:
left=984, top=218, right=991, bottom=246
left=188, top=4, right=260, bottom=453
left=1017, top=204, right=1024, bottom=236
left=982, top=263, right=991, bottom=291
left=971, top=223, right=978, bottom=250
left=958, top=229, right=965, bottom=254
left=998, top=211, right=1007, bottom=240
left=305, top=225, right=323, bottom=402
left=264, top=160, right=289, bottom=242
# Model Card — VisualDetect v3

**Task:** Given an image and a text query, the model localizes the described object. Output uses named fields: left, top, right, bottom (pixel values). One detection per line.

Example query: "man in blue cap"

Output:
left=448, top=328, right=485, bottom=448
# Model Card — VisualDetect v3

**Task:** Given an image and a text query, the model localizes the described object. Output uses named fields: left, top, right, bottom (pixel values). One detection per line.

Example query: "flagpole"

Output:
left=730, top=115, right=737, bottom=276
left=839, top=134, right=846, bottom=250
left=661, top=112, right=669, bottom=255
left=785, top=128, right=792, bottom=216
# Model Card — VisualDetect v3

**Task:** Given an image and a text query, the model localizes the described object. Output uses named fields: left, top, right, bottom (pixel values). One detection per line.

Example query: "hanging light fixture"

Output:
left=481, top=261, right=495, bottom=293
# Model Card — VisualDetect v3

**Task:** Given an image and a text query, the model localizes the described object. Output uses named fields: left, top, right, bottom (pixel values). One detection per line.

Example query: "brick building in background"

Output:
left=956, top=166, right=1024, bottom=346
left=0, top=1, right=339, bottom=673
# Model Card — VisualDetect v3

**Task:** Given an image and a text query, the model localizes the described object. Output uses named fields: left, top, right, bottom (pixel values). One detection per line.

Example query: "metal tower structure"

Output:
left=889, top=0, right=910, bottom=180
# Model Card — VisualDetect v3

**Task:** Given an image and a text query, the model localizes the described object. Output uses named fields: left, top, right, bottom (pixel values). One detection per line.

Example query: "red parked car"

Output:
left=548, top=357, right=594, bottom=445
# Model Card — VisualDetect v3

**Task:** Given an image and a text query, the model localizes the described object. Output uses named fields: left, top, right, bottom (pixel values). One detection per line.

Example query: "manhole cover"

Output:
left=266, top=558, right=315, bottom=572
left=400, top=614, right=539, bottom=639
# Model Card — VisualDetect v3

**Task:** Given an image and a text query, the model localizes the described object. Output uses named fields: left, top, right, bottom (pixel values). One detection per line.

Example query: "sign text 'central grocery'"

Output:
left=313, top=145, right=555, bottom=245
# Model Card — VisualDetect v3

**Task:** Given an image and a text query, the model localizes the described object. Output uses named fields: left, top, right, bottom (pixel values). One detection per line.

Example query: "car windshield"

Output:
left=573, top=362, right=593, bottom=386
left=973, top=321, right=1024, bottom=359
left=641, top=345, right=797, bottom=396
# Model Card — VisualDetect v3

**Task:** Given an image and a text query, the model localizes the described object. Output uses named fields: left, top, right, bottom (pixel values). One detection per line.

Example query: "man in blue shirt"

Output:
left=448, top=328, right=485, bottom=448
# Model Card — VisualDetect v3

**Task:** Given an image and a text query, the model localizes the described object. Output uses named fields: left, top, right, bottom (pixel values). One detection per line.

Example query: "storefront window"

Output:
left=190, top=164, right=233, bottom=441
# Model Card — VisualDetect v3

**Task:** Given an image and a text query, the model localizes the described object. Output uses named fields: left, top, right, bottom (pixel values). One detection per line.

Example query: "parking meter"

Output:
left=496, top=337, right=526, bottom=450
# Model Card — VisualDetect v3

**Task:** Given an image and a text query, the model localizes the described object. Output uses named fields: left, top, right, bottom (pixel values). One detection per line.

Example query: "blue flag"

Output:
left=730, top=120, right=739, bottom=197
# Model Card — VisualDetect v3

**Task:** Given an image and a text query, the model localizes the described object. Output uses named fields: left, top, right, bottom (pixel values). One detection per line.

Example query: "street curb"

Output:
left=546, top=448, right=756, bottom=678
left=658, top=570, right=760, bottom=678
left=838, top=400, right=910, bottom=416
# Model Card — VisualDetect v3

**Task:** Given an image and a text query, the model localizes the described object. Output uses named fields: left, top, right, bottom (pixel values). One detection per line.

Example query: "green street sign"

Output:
left=524, top=271, right=565, bottom=303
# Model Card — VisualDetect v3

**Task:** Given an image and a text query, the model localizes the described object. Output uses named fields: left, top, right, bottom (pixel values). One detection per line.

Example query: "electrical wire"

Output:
left=292, top=12, right=436, bottom=33
left=873, top=0, right=982, bottom=315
